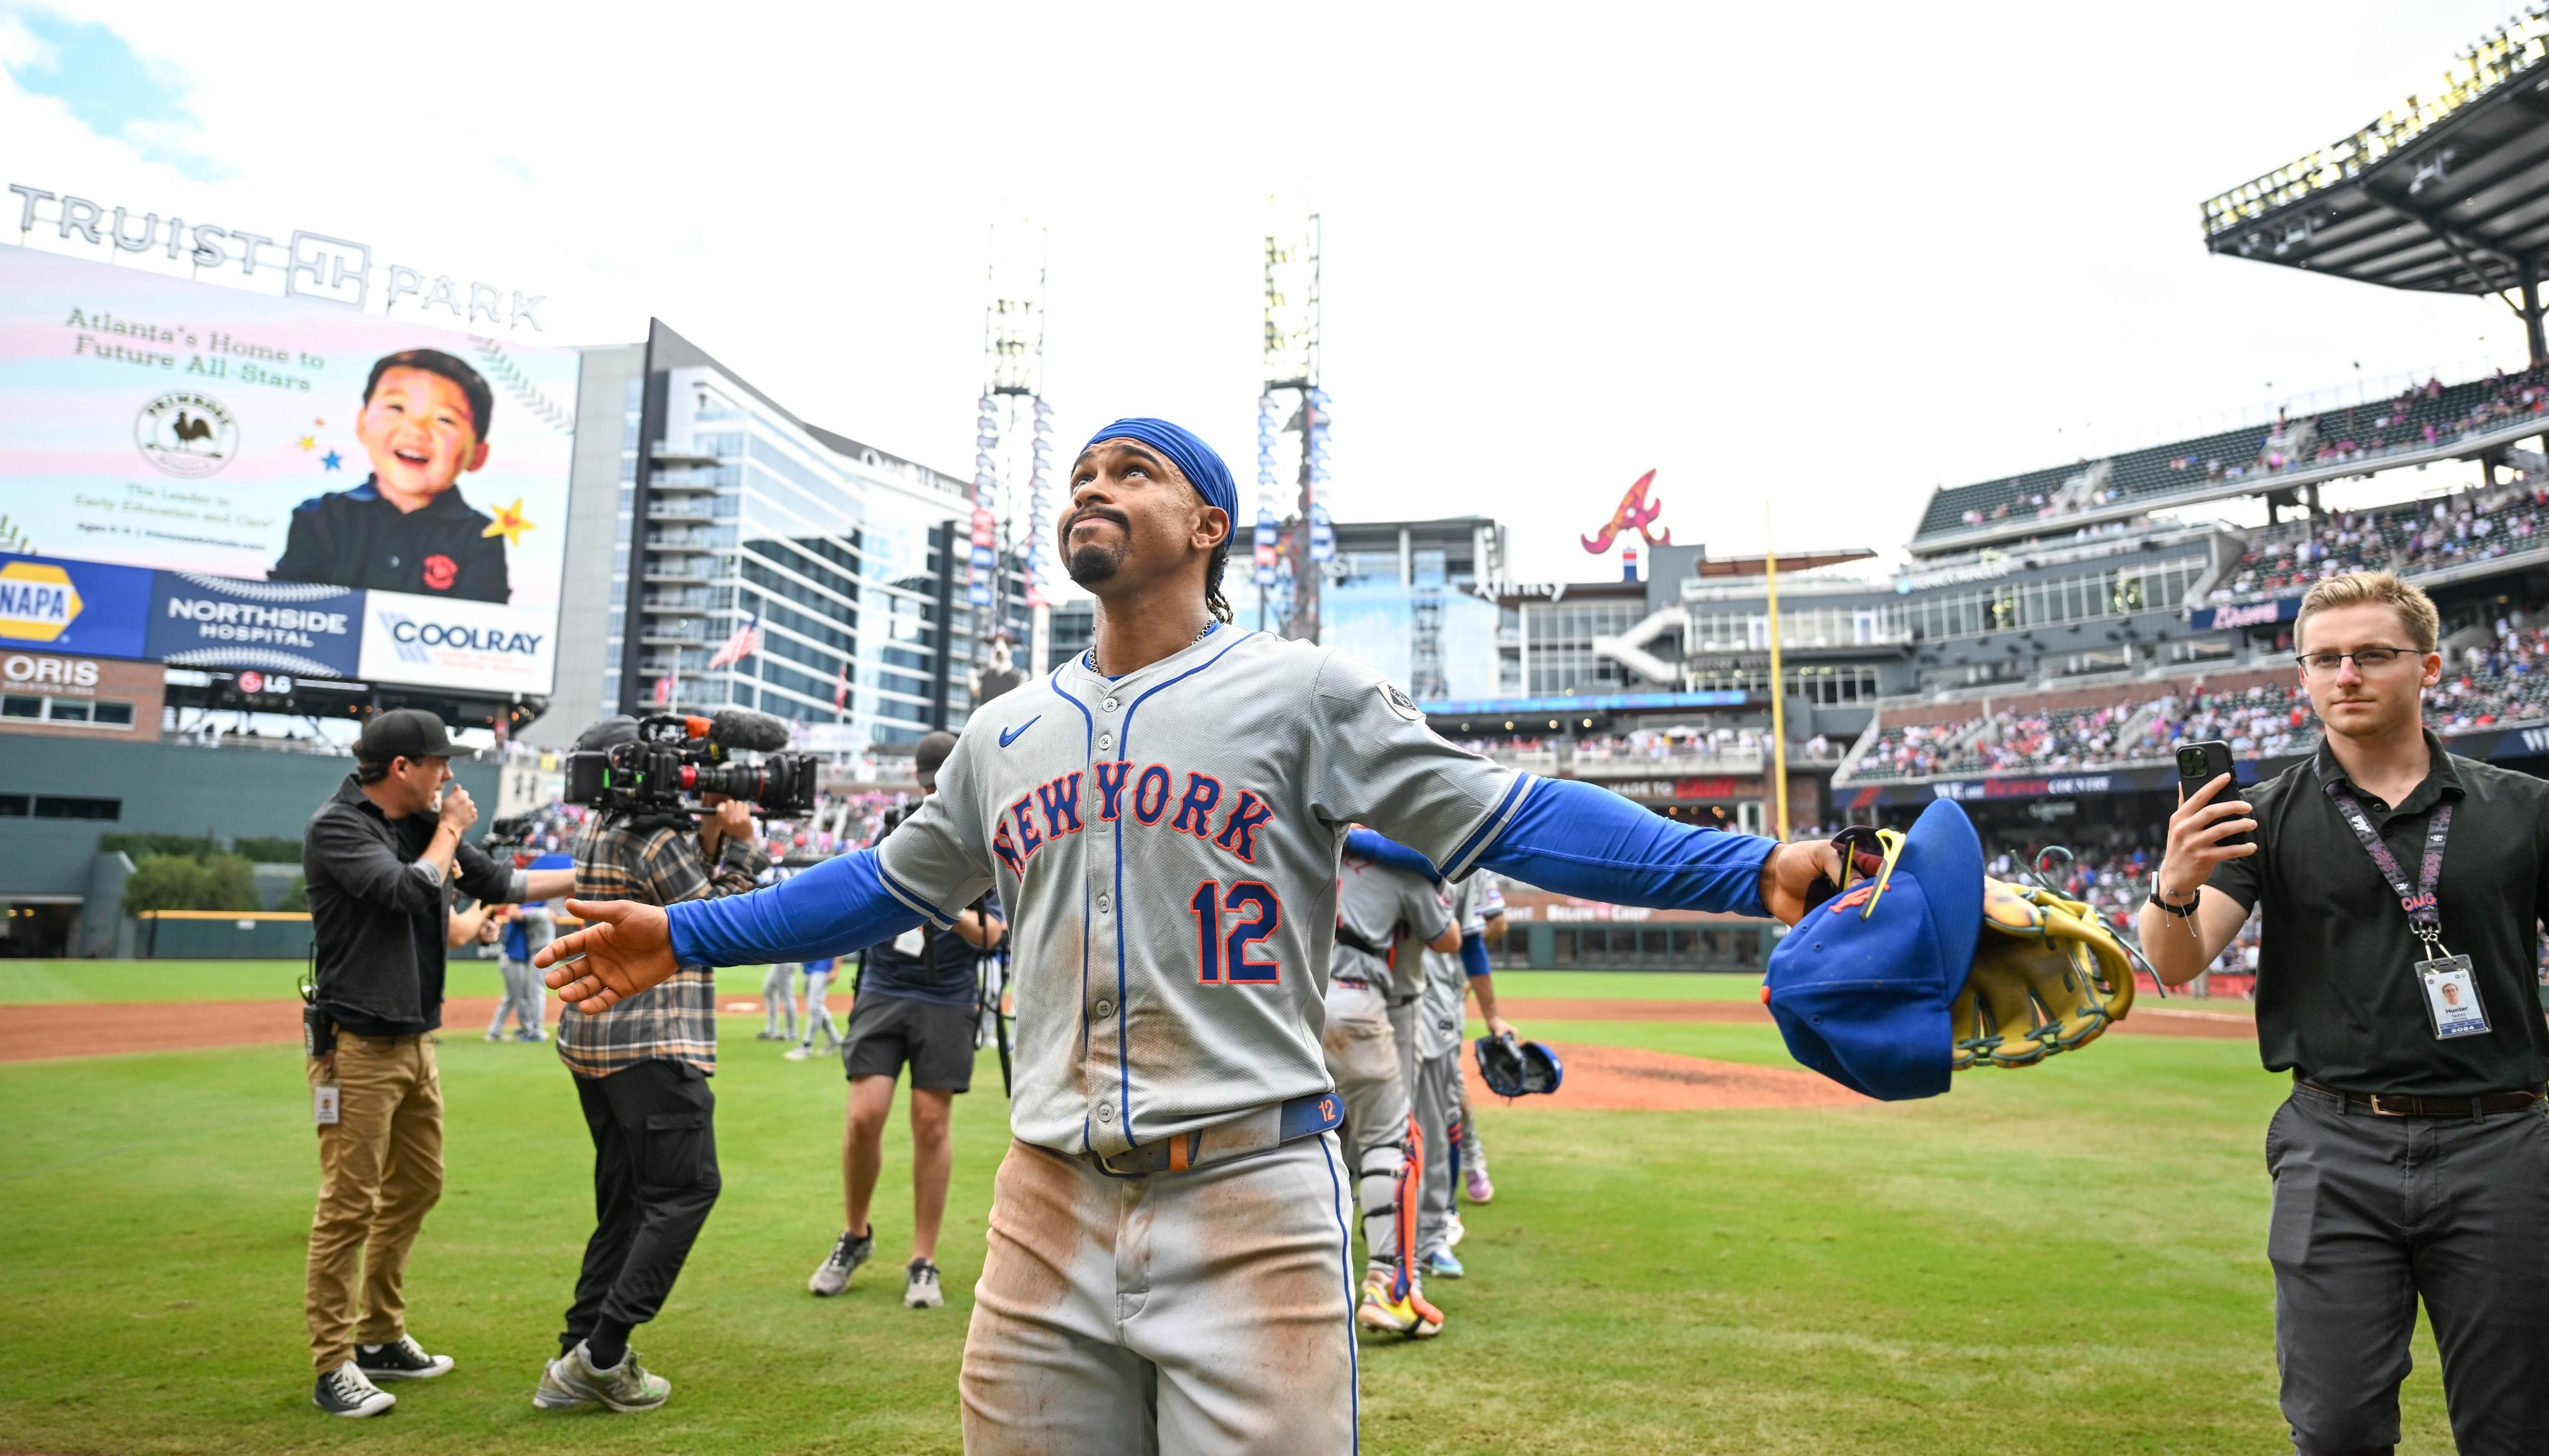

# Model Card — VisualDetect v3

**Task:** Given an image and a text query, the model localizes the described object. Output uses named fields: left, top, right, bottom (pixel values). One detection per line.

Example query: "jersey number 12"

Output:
left=1188, top=880, right=1281, bottom=984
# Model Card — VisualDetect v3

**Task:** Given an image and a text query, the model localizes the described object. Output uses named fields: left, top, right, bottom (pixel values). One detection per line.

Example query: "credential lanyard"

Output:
left=2324, top=783, right=2452, bottom=956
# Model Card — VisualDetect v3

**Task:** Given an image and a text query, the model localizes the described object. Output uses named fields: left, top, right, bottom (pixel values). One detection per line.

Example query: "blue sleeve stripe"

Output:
left=1443, top=773, right=1537, bottom=880
left=876, top=864, right=956, bottom=930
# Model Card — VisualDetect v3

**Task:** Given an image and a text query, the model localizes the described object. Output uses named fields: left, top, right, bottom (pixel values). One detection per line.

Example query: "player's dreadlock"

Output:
left=1204, top=539, right=1234, bottom=624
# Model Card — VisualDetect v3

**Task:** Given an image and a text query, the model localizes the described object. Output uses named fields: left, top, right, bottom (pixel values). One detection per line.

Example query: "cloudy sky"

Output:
left=1, top=1, right=2534, bottom=580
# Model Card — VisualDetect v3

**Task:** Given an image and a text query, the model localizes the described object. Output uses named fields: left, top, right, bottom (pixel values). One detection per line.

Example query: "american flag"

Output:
left=706, top=611, right=763, bottom=670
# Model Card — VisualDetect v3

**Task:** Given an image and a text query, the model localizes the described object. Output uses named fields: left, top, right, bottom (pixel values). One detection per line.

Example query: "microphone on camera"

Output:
left=706, top=708, right=793, bottom=753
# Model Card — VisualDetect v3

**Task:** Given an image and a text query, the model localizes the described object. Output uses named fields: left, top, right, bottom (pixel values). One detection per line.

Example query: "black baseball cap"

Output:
left=356, top=708, right=455, bottom=764
left=914, top=730, right=958, bottom=790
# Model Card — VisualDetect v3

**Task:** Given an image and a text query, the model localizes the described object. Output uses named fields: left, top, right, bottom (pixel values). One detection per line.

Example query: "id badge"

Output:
left=2417, top=954, right=2492, bottom=1040
left=313, top=1082, right=341, bottom=1126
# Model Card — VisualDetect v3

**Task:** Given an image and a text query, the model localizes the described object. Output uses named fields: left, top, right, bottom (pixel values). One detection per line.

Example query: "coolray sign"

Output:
left=8, top=183, right=548, bottom=331
left=0, top=553, right=150, bottom=658
left=146, top=572, right=364, bottom=678
left=2189, top=596, right=2300, bottom=631
left=359, top=592, right=555, bottom=695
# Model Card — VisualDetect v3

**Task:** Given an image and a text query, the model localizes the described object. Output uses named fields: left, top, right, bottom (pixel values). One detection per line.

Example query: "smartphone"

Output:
left=2173, top=740, right=2247, bottom=845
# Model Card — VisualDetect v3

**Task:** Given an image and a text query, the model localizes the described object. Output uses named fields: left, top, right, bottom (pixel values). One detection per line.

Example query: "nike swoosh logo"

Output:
left=998, top=716, right=1041, bottom=748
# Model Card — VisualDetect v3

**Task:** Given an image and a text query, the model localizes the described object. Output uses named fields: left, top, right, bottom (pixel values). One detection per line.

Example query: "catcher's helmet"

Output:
left=1474, top=1033, right=1563, bottom=1098
left=1762, top=799, right=1983, bottom=1103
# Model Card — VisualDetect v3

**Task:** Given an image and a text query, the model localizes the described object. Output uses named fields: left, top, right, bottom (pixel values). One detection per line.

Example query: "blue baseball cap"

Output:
left=1762, top=799, right=1983, bottom=1102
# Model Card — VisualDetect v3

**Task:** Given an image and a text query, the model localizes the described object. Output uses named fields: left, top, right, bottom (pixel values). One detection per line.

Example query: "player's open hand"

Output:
left=537, top=899, right=677, bottom=1014
left=1760, top=839, right=1844, bottom=925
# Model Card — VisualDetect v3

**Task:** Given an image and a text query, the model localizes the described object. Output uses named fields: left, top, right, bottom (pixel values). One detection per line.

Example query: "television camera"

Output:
left=564, top=710, right=821, bottom=818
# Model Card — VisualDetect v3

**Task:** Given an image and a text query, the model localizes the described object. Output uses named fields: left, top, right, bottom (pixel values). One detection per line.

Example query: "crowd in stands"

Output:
left=2211, top=483, right=2549, bottom=606
left=1453, top=726, right=1837, bottom=766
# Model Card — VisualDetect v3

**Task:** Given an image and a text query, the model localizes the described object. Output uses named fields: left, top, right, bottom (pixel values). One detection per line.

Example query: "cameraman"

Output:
left=533, top=715, right=769, bottom=1416
left=2140, top=571, right=2549, bottom=1455
left=300, top=710, right=574, bottom=1419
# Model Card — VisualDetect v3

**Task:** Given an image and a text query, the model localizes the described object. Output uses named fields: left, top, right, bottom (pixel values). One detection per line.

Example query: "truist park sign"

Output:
left=7, top=181, right=548, bottom=333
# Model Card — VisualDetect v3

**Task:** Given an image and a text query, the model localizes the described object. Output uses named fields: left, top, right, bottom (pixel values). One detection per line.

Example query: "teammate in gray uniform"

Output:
left=1415, top=867, right=1507, bottom=1277
left=542, top=416, right=1839, bottom=1456
left=1325, top=847, right=1460, bottom=1336
left=759, top=961, right=799, bottom=1041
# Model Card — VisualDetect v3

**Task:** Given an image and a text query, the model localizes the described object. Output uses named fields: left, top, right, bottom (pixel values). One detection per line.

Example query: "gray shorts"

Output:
left=840, top=992, right=976, bottom=1092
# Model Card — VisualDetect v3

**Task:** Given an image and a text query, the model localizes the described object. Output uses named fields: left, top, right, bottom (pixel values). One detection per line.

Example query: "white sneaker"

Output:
left=782, top=1046, right=812, bottom=1062
left=313, top=1361, right=395, bottom=1417
left=904, top=1258, right=944, bottom=1309
left=1446, top=1211, right=1465, bottom=1248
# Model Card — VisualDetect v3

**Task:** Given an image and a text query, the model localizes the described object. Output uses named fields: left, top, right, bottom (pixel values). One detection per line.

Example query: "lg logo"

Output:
left=2, top=654, right=99, bottom=688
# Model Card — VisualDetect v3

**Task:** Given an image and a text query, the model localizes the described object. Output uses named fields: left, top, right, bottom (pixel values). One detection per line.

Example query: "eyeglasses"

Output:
left=2293, top=646, right=2423, bottom=676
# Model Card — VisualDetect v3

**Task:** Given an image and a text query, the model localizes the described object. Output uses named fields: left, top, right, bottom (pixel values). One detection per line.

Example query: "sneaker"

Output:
left=755, top=1030, right=778, bottom=1041
left=1422, top=1247, right=1465, bottom=1280
left=516, top=1029, right=545, bottom=1042
left=533, top=1341, right=669, bottom=1413
left=313, top=1361, right=396, bottom=1417
left=356, top=1334, right=454, bottom=1381
left=809, top=1226, right=873, bottom=1297
left=1356, top=1275, right=1444, bottom=1339
left=783, top=1046, right=812, bottom=1062
left=904, top=1258, right=944, bottom=1309
left=484, top=1031, right=503, bottom=1042
left=1465, top=1168, right=1494, bottom=1205
left=1446, top=1211, right=1466, bottom=1248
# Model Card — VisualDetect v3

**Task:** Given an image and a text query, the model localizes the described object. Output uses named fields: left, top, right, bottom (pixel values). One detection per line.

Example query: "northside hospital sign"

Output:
left=7, top=181, right=548, bottom=332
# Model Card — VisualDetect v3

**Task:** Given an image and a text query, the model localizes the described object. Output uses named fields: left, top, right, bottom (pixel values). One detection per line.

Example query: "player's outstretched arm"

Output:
left=538, top=900, right=675, bottom=1014
left=1475, top=777, right=1837, bottom=925
left=663, top=846, right=931, bottom=968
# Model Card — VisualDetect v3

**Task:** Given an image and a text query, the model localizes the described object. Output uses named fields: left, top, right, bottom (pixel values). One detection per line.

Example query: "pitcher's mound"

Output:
left=1465, top=1040, right=1865, bottom=1111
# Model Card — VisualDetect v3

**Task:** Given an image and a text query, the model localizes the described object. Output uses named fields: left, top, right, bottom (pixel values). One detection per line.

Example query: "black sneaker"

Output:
left=314, top=1361, right=396, bottom=1417
left=356, top=1334, right=454, bottom=1381
left=808, top=1226, right=873, bottom=1297
left=904, top=1258, right=943, bottom=1309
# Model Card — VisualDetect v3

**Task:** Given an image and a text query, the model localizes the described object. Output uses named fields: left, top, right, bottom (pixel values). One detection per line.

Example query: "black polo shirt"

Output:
left=303, top=776, right=519, bottom=1036
left=2209, top=730, right=2549, bottom=1097
left=270, top=476, right=510, bottom=602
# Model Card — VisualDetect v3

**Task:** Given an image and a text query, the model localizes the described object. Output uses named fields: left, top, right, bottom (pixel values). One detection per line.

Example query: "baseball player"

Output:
left=759, top=962, right=799, bottom=1041
left=1325, top=845, right=1462, bottom=1336
left=541, top=417, right=1837, bottom=1455
left=783, top=958, right=844, bottom=1060
left=486, top=902, right=554, bottom=1041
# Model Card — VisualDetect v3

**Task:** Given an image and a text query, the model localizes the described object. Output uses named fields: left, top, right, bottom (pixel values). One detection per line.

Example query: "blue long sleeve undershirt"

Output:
left=669, top=776, right=1775, bottom=971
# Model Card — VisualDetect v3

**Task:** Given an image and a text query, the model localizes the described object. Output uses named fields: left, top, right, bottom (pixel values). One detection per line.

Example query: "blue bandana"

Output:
left=1081, top=418, right=1238, bottom=524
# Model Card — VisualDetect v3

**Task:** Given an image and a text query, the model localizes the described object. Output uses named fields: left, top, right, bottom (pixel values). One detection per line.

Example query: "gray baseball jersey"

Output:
left=1416, top=873, right=1503, bottom=1060
left=870, top=625, right=1527, bottom=1158
left=1333, top=855, right=1451, bottom=1001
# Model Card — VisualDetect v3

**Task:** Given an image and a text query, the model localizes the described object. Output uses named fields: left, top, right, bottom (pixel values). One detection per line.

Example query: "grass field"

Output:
left=0, top=963, right=2458, bottom=1454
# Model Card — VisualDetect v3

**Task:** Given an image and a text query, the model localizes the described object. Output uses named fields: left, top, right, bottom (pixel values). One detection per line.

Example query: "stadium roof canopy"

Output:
left=2201, top=6, right=2549, bottom=330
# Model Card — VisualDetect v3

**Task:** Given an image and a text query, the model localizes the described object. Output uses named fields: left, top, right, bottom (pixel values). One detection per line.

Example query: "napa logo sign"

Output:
left=0, top=560, right=79, bottom=642
left=0, top=553, right=151, bottom=658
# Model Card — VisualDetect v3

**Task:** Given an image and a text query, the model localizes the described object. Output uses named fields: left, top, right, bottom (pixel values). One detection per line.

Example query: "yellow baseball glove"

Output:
left=1951, top=878, right=2137, bottom=1072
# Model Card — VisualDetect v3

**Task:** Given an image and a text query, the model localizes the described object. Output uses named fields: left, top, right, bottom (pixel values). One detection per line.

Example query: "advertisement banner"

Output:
left=2189, top=596, right=2300, bottom=632
left=358, top=590, right=555, bottom=695
left=0, top=551, right=151, bottom=659
left=0, top=245, right=578, bottom=693
left=145, top=571, right=364, bottom=677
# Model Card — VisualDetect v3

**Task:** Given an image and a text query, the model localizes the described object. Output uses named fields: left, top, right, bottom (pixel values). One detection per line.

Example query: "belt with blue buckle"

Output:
left=1093, top=1091, right=1344, bottom=1176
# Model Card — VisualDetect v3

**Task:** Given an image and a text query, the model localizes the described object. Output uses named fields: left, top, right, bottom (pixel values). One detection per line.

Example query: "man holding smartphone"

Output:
left=2140, top=571, right=2549, bottom=1456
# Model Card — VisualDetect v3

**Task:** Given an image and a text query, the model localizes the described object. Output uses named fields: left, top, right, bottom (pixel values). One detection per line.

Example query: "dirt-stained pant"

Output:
left=1319, top=980, right=1416, bottom=1280
left=1412, top=1049, right=1462, bottom=1260
left=960, top=1135, right=1359, bottom=1456
left=305, top=1033, right=442, bottom=1374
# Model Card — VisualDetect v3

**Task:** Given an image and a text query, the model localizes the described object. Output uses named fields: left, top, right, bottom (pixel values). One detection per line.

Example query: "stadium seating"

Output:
left=1916, top=364, right=2549, bottom=541
left=2211, top=485, right=2549, bottom=605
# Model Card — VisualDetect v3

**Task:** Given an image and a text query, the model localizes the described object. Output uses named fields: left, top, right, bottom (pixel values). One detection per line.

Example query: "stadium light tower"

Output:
left=1259, top=199, right=1329, bottom=642
left=975, top=219, right=1057, bottom=675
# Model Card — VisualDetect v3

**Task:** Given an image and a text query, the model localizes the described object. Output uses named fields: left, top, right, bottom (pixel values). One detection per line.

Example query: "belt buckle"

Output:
left=2365, top=1093, right=2412, bottom=1117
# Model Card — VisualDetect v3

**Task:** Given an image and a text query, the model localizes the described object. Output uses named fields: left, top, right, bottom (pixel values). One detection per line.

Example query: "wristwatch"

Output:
left=2147, top=886, right=2201, bottom=917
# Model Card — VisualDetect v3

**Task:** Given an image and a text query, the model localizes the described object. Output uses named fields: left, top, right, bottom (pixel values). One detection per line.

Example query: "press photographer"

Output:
left=2138, top=571, right=2549, bottom=1453
left=299, top=709, right=576, bottom=1419
left=531, top=711, right=793, bottom=1415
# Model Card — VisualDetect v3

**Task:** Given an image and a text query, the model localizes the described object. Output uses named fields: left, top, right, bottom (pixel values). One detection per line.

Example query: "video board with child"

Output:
left=0, top=245, right=579, bottom=694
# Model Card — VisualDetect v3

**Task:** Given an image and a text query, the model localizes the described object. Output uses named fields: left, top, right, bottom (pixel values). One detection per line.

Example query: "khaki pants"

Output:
left=305, top=1034, right=443, bottom=1373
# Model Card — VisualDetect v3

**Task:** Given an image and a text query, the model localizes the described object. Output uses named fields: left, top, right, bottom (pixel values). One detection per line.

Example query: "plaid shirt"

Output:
left=555, top=814, right=768, bottom=1079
